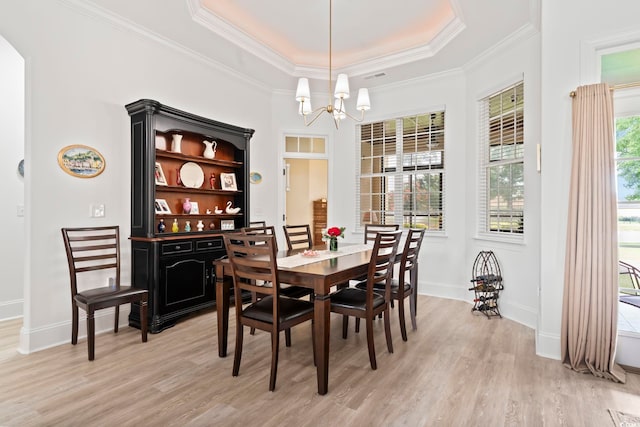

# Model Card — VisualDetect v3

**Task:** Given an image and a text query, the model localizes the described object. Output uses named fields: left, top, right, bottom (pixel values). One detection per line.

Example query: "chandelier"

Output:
left=294, top=0, right=371, bottom=129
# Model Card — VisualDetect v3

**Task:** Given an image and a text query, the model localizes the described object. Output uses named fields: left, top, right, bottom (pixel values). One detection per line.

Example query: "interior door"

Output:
left=284, top=158, right=328, bottom=230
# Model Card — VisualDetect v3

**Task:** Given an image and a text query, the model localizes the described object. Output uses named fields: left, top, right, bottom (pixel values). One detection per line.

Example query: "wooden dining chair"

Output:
left=364, top=223, right=400, bottom=243
left=61, top=226, right=148, bottom=361
left=241, top=225, right=313, bottom=341
left=282, top=224, right=314, bottom=251
left=330, top=230, right=401, bottom=370
left=223, top=233, right=315, bottom=391
left=357, top=228, right=425, bottom=341
left=360, top=223, right=401, bottom=312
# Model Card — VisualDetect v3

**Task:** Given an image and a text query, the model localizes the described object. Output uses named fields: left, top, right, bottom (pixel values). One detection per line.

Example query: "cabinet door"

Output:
left=158, top=254, right=214, bottom=315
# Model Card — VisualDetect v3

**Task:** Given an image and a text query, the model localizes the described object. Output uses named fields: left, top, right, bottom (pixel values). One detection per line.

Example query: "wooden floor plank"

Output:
left=0, top=298, right=639, bottom=426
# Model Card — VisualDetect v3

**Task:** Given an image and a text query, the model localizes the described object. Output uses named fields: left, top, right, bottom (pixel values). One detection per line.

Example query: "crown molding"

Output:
left=186, top=0, right=297, bottom=76
left=189, top=0, right=465, bottom=80
left=57, top=0, right=272, bottom=92
left=462, top=23, right=540, bottom=73
left=335, top=17, right=466, bottom=78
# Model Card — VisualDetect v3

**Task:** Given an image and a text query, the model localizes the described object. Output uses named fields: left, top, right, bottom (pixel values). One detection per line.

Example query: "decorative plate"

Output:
left=57, top=144, right=105, bottom=178
left=180, top=162, right=204, bottom=188
left=249, top=171, right=262, bottom=184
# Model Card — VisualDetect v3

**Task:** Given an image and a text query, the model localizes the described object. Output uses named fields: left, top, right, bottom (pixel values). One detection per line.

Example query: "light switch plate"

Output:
left=91, top=204, right=105, bottom=218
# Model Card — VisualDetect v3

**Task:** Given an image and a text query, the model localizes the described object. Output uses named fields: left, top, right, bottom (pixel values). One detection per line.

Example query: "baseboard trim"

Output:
left=0, top=299, right=23, bottom=321
left=420, top=281, right=538, bottom=330
left=535, top=330, right=561, bottom=360
left=619, top=363, right=640, bottom=375
left=18, top=307, right=131, bottom=354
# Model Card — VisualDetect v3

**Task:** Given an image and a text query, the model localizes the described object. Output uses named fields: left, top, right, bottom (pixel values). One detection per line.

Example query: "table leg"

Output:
left=215, top=264, right=230, bottom=357
left=314, top=293, right=331, bottom=395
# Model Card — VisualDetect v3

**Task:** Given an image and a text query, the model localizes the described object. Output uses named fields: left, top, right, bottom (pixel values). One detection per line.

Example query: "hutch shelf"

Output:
left=126, top=99, right=254, bottom=332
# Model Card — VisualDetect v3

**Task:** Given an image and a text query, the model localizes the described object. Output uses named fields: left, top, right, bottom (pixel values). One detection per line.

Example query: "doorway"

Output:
left=0, top=35, right=25, bottom=323
left=282, top=135, right=329, bottom=245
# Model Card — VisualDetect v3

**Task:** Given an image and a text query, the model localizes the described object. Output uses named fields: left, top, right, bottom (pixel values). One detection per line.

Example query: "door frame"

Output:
left=278, top=131, right=330, bottom=242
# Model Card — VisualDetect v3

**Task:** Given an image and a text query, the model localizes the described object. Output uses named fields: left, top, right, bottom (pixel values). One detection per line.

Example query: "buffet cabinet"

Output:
left=126, top=99, right=254, bottom=332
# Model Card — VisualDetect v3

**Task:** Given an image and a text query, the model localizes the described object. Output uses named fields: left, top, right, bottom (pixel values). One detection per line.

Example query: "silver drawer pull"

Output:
left=175, top=245, right=181, bottom=250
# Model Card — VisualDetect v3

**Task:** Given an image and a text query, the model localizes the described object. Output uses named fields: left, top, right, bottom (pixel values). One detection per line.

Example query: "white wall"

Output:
left=0, top=0, right=273, bottom=352
left=0, top=36, right=25, bottom=320
left=464, top=29, right=542, bottom=329
left=538, top=0, right=640, bottom=359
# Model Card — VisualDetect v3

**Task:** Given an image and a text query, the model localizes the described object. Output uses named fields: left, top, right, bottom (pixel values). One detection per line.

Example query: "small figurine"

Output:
left=197, top=220, right=204, bottom=232
left=206, top=209, right=212, bottom=215
left=171, top=219, right=179, bottom=233
left=182, top=198, right=192, bottom=214
left=184, top=220, right=191, bottom=232
left=225, top=200, right=241, bottom=214
left=157, top=219, right=166, bottom=233
left=209, top=173, right=216, bottom=190
left=214, top=206, right=223, bottom=214
left=209, top=221, right=216, bottom=230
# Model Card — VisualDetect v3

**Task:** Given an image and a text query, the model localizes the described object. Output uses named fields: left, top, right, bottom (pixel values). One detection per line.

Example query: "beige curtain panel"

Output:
left=561, top=83, right=625, bottom=383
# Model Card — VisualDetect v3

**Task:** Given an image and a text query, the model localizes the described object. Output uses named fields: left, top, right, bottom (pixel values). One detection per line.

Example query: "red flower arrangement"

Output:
left=323, top=226, right=346, bottom=240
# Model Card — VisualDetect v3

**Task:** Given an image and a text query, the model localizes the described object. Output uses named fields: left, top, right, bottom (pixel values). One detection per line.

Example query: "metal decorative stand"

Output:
left=469, top=251, right=503, bottom=318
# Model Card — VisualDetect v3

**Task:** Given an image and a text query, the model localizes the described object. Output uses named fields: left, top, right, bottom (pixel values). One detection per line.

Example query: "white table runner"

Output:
left=277, top=243, right=373, bottom=269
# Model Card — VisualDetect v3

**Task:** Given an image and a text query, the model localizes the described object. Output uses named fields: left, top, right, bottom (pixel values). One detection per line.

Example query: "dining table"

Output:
left=213, top=243, right=373, bottom=395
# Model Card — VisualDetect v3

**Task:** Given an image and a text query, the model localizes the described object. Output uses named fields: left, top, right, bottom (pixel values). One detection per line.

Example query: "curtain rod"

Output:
left=569, top=81, right=640, bottom=97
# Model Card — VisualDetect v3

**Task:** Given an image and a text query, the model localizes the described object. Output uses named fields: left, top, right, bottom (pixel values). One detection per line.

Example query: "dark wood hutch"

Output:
left=126, top=99, right=254, bottom=332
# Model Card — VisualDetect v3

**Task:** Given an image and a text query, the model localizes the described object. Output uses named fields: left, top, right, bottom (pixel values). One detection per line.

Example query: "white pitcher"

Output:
left=202, top=140, right=217, bottom=159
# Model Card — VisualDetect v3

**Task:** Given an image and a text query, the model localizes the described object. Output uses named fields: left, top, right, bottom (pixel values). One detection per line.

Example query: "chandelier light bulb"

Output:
left=334, top=74, right=350, bottom=99
left=333, top=99, right=346, bottom=120
left=356, top=88, right=371, bottom=111
left=296, top=78, right=311, bottom=102
left=299, top=100, right=312, bottom=116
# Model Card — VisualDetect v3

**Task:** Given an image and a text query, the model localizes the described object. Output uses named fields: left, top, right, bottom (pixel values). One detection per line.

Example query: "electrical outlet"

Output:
left=16, top=204, right=24, bottom=217
left=90, top=204, right=105, bottom=218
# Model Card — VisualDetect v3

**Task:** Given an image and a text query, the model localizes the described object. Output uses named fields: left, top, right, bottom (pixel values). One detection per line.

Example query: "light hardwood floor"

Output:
left=0, top=296, right=639, bottom=426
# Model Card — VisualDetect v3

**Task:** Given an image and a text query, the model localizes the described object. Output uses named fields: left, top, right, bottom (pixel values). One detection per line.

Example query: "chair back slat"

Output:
left=283, top=224, right=313, bottom=250
left=61, top=226, right=121, bottom=297
left=397, top=229, right=425, bottom=296
left=364, top=224, right=400, bottom=244
left=223, top=233, right=280, bottom=298
left=365, top=230, right=402, bottom=305
left=241, top=225, right=278, bottom=252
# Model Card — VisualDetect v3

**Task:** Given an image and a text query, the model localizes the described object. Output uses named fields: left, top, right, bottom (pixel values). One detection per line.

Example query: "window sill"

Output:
left=474, top=232, right=526, bottom=246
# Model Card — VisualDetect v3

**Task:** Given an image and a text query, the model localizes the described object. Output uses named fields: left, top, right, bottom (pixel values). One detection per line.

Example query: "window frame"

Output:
left=356, top=109, right=446, bottom=233
left=477, top=81, right=525, bottom=239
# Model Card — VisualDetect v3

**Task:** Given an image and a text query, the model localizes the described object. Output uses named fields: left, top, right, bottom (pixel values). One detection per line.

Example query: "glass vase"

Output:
left=329, top=237, right=338, bottom=251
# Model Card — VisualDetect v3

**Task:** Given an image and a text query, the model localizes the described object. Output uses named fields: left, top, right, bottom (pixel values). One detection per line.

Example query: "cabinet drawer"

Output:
left=161, top=241, right=193, bottom=255
left=196, top=238, right=224, bottom=252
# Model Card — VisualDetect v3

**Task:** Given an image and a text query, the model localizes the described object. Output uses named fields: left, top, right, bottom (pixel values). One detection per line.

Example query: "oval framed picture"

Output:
left=57, top=144, right=106, bottom=178
left=249, top=171, right=262, bottom=184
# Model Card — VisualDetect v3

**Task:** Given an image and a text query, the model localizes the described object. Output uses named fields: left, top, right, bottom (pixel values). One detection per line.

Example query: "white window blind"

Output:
left=356, top=111, right=445, bottom=231
left=478, top=82, right=524, bottom=235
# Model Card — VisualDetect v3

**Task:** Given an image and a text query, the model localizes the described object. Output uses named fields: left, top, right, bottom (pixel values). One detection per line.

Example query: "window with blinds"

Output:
left=357, top=111, right=445, bottom=231
left=478, top=82, right=524, bottom=235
